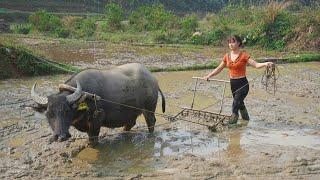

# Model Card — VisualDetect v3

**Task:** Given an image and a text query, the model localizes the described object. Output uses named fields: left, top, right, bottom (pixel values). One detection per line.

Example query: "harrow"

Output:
left=168, top=77, right=231, bottom=131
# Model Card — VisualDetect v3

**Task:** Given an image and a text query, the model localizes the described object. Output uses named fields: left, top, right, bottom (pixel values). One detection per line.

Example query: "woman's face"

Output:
left=228, top=39, right=240, bottom=51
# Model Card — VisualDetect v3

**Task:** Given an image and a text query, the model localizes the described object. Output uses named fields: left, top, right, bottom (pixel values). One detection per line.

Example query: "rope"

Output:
left=261, top=64, right=280, bottom=94
left=200, top=99, right=221, bottom=111
left=23, top=51, right=78, bottom=73
left=98, top=98, right=215, bottom=127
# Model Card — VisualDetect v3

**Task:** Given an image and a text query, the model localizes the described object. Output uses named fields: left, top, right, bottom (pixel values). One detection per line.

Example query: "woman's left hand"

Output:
left=266, top=62, right=274, bottom=67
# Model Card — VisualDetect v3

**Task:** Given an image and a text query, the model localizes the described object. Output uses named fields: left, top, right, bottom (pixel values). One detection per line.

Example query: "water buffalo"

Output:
left=31, top=63, right=165, bottom=145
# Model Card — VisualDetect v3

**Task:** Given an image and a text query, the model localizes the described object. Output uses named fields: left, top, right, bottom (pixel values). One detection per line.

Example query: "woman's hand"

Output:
left=202, top=75, right=210, bottom=81
left=265, top=62, right=274, bottom=67
left=202, top=60, right=226, bottom=80
left=248, top=59, right=274, bottom=69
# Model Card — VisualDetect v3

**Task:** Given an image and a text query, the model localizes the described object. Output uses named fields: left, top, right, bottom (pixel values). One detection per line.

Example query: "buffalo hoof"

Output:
left=53, top=133, right=71, bottom=142
left=58, top=136, right=67, bottom=142
left=49, top=135, right=58, bottom=143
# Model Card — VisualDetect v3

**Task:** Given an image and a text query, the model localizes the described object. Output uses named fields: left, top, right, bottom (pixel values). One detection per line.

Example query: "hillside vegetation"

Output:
left=4, top=1, right=319, bottom=51
left=1, top=0, right=319, bottom=14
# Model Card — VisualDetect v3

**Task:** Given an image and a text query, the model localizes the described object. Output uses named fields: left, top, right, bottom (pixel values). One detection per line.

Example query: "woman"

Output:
left=203, top=35, right=273, bottom=124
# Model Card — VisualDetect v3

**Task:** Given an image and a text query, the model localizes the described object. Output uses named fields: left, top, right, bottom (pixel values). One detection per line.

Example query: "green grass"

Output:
left=97, top=32, right=154, bottom=44
left=0, top=45, right=80, bottom=79
left=283, top=53, right=320, bottom=63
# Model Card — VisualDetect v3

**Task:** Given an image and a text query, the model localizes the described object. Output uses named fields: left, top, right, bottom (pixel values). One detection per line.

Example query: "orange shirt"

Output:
left=223, top=51, right=250, bottom=78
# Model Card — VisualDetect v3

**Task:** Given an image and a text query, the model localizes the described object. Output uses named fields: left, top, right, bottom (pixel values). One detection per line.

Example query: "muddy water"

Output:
left=0, top=63, right=320, bottom=178
left=85, top=130, right=228, bottom=176
left=14, top=38, right=226, bottom=69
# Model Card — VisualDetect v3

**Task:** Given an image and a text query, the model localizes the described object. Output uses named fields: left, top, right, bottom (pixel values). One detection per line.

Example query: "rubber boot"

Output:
left=239, top=107, right=250, bottom=121
left=228, top=114, right=239, bottom=125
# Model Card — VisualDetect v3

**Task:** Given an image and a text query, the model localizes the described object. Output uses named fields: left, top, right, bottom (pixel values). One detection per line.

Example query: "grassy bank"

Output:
left=282, top=54, right=320, bottom=63
left=0, top=44, right=79, bottom=80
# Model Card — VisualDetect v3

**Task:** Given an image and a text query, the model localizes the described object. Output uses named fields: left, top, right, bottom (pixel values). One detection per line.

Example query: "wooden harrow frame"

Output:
left=168, top=77, right=231, bottom=131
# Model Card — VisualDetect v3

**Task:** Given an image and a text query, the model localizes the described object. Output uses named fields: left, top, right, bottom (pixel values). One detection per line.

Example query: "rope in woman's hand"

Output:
left=261, top=64, right=280, bottom=94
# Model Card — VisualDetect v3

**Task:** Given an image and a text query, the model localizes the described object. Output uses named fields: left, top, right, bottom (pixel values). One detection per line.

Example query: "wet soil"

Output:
left=1, top=35, right=293, bottom=70
left=0, top=38, right=320, bottom=179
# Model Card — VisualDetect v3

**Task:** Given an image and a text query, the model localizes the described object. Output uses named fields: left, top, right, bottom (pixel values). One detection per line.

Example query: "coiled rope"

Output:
left=261, top=64, right=280, bottom=94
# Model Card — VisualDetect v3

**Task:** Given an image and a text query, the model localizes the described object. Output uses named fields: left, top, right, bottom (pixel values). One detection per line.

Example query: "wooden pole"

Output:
left=192, top=77, right=230, bottom=83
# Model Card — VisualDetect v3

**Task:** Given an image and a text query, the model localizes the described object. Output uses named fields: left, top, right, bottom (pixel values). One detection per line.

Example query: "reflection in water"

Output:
left=225, top=129, right=245, bottom=161
left=242, top=128, right=320, bottom=150
left=77, top=129, right=228, bottom=175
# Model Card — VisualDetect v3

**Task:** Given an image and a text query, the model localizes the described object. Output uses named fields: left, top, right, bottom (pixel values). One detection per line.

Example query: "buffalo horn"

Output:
left=66, top=80, right=82, bottom=104
left=31, top=82, right=48, bottom=106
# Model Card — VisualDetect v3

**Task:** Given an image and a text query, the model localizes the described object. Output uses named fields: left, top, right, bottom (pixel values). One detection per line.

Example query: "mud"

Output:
left=0, top=38, right=320, bottom=179
left=1, top=35, right=291, bottom=70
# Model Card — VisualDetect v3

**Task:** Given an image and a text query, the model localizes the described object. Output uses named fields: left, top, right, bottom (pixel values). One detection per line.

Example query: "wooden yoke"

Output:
left=58, top=84, right=101, bottom=100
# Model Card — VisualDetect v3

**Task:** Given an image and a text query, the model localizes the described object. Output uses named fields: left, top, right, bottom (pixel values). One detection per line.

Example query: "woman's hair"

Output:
left=228, top=35, right=243, bottom=47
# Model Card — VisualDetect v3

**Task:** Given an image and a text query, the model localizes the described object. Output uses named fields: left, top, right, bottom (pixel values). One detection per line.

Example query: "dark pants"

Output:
left=230, top=77, right=249, bottom=115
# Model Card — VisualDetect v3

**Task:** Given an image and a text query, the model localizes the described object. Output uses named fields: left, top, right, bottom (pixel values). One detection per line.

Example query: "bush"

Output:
left=258, top=11, right=294, bottom=50
left=78, top=18, right=96, bottom=38
left=129, top=4, right=179, bottom=32
left=190, top=34, right=205, bottom=45
left=153, top=30, right=167, bottom=43
left=29, top=10, right=62, bottom=34
left=10, top=23, right=31, bottom=34
left=297, top=8, right=320, bottom=40
left=97, top=20, right=108, bottom=32
left=181, top=14, right=198, bottom=37
left=153, top=30, right=183, bottom=44
left=105, top=3, right=124, bottom=31
left=54, top=27, right=70, bottom=38
left=220, top=5, right=254, bottom=26
left=207, top=28, right=225, bottom=44
left=62, top=16, right=95, bottom=38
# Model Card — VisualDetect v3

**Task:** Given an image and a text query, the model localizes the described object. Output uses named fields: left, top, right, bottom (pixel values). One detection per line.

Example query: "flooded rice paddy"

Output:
left=0, top=38, right=319, bottom=178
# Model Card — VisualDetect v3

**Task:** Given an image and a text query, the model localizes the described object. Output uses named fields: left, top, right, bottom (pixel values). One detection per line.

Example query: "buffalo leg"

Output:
left=87, top=119, right=101, bottom=147
left=143, top=111, right=156, bottom=133
left=123, top=121, right=136, bottom=131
